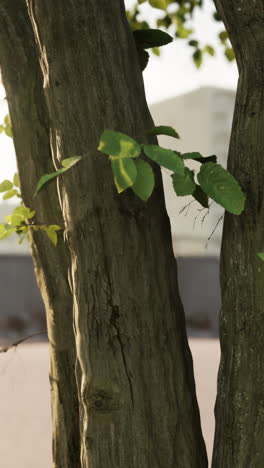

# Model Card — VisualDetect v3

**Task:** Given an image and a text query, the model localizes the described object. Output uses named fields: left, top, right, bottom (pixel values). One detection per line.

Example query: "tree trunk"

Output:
left=212, top=2, right=264, bottom=466
left=0, top=3, right=80, bottom=466
left=27, top=1, right=207, bottom=466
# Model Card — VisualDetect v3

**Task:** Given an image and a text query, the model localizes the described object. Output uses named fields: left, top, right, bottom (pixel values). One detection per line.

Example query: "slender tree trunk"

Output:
left=0, top=3, right=80, bottom=466
left=212, top=2, right=264, bottom=466
left=27, top=1, right=207, bottom=466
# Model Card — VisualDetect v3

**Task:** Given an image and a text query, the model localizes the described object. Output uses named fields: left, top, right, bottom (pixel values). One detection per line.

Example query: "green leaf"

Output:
left=197, top=162, right=245, bottom=214
left=192, top=185, right=209, bottom=208
left=172, top=168, right=196, bottom=196
left=193, top=49, right=203, bottom=68
left=3, top=115, right=12, bottom=138
left=46, top=224, right=62, bottom=231
left=148, top=0, right=170, bottom=10
left=225, top=47, right=235, bottom=61
left=148, top=125, right=180, bottom=139
left=34, top=169, right=66, bottom=195
left=214, top=12, right=222, bottom=21
left=137, top=48, right=149, bottom=70
left=198, top=155, right=217, bottom=164
left=204, top=45, right=215, bottom=56
left=152, top=47, right=160, bottom=56
left=4, top=125, right=13, bottom=138
left=61, top=156, right=82, bottom=169
left=45, top=229, right=58, bottom=246
left=13, top=173, right=20, bottom=188
left=0, top=180, right=13, bottom=192
left=111, top=158, right=137, bottom=193
left=35, top=157, right=82, bottom=196
left=4, top=206, right=35, bottom=227
left=0, top=227, right=16, bottom=240
left=4, top=115, right=10, bottom=126
left=13, top=206, right=35, bottom=219
left=181, top=152, right=203, bottom=160
left=257, top=253, right=264, bottom=262
left=132, top=159, right=155, bottom=201
left=18, top=234, right=28, bottom=245
left=3, top=189, right=19, bottom=200
left=133, top=29, right=173, bottom=49
left=188, top=39, right=199, bottom=47
left=182, top=152, right=217, bottom=164
left=144, top=145, right=185, bottom=174
left=98, top=130, right=141, bottom=159
left=176, top=26, right=193, bottom=39
left=219, top=30, right=228, bottom=43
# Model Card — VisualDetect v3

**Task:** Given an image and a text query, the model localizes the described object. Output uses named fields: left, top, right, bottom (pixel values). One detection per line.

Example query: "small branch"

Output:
left=0, top=330, right=47, bottom=353
left=205, top=215, right=224, bottom=249
left=179, top=200, right=195, bottom=216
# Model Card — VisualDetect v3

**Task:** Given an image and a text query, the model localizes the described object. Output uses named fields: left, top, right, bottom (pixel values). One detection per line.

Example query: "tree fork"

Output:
left=212, top=1, right=264, bottom=466
left=27, top=0, right=207, bottom=466
left=0, top=2, right=80, bottom=466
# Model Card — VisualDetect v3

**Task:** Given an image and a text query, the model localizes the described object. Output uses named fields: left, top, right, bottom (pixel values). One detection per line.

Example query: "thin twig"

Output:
left=205, top=215, right=224, bottom=249
left=0, top=330, right=47, bottom=354
left=193, top=207, right=207, bottom=229
left=179, top=200, right=195, bottom=216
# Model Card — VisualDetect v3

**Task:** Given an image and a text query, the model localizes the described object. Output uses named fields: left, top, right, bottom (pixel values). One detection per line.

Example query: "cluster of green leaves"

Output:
left=218, top=30, right=235, bottom=62
left=98, top=127, right=245, bottom=215
left=0, top=174, right=62, bottom=245
left=0, top=114, right=76, bottom=246
left=188, top=40, right=214, bottom=69
left=0, top=114, right=12, bottom=138
left=0, top=174, right=21, bottom=201
left=127, top=0, right=235, bottom=68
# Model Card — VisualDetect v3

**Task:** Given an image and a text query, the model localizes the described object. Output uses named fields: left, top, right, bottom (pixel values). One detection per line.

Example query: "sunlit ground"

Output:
left=0, top=339, right=219, bottom=468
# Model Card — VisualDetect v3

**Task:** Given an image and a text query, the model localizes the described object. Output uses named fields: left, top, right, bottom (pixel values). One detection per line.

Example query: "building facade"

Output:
left=0, top=204, right=45, bottom=339
left=150, top=86, right=236, bottom=330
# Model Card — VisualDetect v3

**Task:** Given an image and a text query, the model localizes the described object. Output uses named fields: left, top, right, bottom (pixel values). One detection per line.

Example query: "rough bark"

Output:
left=212, top=2, right=264, bottom=467
left=27, top=1, right=207, bottom=467
left=0, top=2, right=80, bottom=466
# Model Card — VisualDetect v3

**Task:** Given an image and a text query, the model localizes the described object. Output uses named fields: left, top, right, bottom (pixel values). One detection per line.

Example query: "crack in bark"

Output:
left=110, top=305, right=134, bottom=409
left=96, top=209, right=135, bottom=409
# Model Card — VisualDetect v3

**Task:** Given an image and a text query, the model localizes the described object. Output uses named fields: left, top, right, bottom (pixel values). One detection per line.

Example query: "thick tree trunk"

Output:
left=27, top=1, right=207, bottom=467
left=0, top=3, right=80, bottom=466
left=212, top=2, right=264, bottom=466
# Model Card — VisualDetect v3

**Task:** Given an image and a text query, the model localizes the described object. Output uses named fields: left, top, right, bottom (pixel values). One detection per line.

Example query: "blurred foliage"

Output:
left=0, top=115, right=62, bottom=246
left=126, top=0, right=234, bottom=68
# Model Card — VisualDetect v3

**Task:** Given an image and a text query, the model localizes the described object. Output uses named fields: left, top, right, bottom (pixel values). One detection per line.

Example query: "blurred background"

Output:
left=0, top=0, right=237, bottom=466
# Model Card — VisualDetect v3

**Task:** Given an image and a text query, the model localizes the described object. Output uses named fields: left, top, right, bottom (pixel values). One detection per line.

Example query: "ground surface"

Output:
left=0, top=339, right=220, bottom=467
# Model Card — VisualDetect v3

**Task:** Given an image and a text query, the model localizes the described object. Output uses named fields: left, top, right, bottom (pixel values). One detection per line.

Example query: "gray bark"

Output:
left=27, top=0, right=207, bottom=467
left=0, top=2, right=80, bottom=466
left=212, top=1, right=264, bottom=467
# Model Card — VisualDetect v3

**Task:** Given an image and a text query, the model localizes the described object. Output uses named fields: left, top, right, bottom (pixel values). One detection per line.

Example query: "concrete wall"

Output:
left=0, top=255, right=45, bottom=338
left=177, top=257, right=221, bottom=334
left=0, top=254, right=220, bottom=337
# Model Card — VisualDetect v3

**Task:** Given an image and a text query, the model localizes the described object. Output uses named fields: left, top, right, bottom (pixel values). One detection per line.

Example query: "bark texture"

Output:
left=212, top=2, right=264, bottom=467
left=27, top=1, right=207, bottom=467
left=0, top=2, right=80, bottom=466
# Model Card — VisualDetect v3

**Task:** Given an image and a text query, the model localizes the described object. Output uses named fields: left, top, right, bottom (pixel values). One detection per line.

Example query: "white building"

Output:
left=150, top=86, right=236, bottom=257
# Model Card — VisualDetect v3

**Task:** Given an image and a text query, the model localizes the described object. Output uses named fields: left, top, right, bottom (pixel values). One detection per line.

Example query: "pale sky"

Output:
left=0, top=0, right=238, bottom=184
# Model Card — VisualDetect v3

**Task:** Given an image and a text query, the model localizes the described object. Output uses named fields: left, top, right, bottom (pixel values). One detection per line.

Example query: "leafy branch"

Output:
left=97, top=127, right=246, bottom=215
